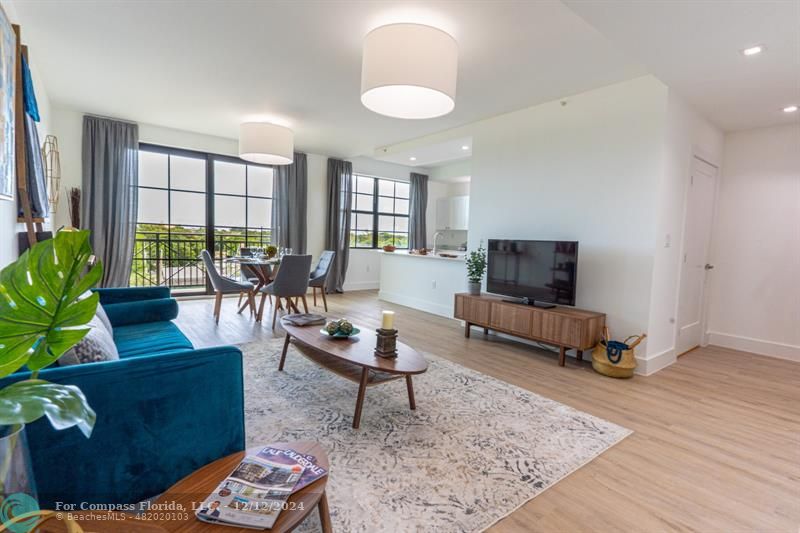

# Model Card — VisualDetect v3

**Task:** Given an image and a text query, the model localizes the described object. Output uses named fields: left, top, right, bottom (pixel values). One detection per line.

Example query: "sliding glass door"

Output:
left=132, top=144, right=273, bottom=294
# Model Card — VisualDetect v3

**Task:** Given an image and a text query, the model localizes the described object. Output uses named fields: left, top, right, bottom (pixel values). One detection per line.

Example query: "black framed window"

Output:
left=349, top=174, right=410, bottom=249
left=132, top=144, right=273, bottom=294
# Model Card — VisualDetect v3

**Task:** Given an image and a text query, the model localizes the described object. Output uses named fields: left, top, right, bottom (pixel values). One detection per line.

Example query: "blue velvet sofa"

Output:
left=0, top=287, right=245, bottom=508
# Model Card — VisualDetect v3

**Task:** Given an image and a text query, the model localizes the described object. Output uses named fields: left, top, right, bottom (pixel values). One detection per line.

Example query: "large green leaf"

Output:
left=0, top=230, right=103, bottom=376
left=0, top=379, right=96, bottom=437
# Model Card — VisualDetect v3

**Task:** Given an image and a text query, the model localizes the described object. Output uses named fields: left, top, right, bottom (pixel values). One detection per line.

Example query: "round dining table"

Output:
left=225, top=256, right=280, bottom=313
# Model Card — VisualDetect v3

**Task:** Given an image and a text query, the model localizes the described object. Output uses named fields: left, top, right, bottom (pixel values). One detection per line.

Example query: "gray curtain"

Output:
left=271, top=152, right=307, bottom=253
left=81, top=116, right=139, bottom=287
left=409, top=172, right=428, bottom=250
left=325, top=158, right=353, bottom=293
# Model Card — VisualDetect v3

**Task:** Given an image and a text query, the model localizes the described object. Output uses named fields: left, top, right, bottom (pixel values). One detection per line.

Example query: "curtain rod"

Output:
left=83, top=113, right=137, bottom=125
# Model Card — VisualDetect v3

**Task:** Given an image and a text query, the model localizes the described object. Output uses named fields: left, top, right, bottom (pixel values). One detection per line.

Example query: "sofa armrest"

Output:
left=2, top=346, right=245, bottom=508
left=102, top=298, right=179, bottom=327
left=93, top=286, right=171, bottom=305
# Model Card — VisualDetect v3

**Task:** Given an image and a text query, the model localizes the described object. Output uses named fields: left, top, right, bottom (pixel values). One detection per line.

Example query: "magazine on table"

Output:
left=195, top=454, right=303, bottom=529
left=195, top=446, right=328, bottom=529
left=257, top=447, right=328, bottom=492
left=282, top=313, right=327, bottom=326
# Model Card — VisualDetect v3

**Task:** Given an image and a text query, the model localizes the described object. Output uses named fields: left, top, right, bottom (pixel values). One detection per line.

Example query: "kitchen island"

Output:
left=378, top=250, right=466, bottom=318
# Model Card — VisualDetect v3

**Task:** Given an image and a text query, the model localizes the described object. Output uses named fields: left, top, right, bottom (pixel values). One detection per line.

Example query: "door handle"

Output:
left=704, top=264, right=714, bottom=270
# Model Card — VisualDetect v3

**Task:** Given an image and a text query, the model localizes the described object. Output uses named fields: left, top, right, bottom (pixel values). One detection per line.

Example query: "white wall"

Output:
left=644, top=90, right=723, bottom=373
left=379, top=253, right=467, bottom=317
left=707, top=124, right=800, bottom=361
left=0, top=0, right=52, bottom=268
left=429, top=160, right=471, bottom=182
left=467, top=76, right=669, bottom=368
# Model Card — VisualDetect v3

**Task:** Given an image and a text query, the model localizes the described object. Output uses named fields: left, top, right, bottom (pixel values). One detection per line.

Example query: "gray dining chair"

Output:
left=309, top=250, right=335, bottom=312
left=200, top=250, right=257, bottom=324
left=257, top=254, right=312, bottom=328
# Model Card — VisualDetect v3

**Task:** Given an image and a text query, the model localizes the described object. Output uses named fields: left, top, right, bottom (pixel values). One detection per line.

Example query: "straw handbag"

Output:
left=592, top=330, right=646, bottom=379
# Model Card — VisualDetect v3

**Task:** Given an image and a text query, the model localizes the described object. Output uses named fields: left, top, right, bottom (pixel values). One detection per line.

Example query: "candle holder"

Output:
left=374, top=328, right=398, bottom=358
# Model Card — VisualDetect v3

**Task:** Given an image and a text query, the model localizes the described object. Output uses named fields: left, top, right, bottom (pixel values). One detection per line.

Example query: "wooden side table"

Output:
left=152, top=441, right=332, bottom=533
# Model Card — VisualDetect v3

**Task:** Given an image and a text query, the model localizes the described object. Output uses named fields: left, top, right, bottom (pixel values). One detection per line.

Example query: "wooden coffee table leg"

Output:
left=559, top=345, right=566, bottom=366
left=406, top=375, right=416, bottom=410
left=279, top=334, right=291, bottom=371
left=353, top=367, right=370, bottom=429
left=464, top=322, right=471, bottom=338
left=577, top=349, right=584, bottom=362
left=318, top=490, right=333, bottom=533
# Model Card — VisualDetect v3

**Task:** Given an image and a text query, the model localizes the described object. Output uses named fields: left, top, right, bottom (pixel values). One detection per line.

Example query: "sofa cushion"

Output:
left=113, top=321, right=194, bottom=358
left=58, top=316, right=120, bottom=366
left=95, top=304, right=114, bottom=335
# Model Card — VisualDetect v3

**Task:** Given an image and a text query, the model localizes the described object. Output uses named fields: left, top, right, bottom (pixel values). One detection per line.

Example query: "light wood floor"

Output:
left=176, top=290, right=800, bottom=532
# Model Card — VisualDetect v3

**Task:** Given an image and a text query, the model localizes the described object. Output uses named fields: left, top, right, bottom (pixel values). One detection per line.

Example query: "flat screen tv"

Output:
left=486, top=239, right=579, bottom=307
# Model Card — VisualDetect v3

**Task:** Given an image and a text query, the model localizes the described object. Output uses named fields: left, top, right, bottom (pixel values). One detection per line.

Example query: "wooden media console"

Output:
left=454, top=293, right=606, bottom=366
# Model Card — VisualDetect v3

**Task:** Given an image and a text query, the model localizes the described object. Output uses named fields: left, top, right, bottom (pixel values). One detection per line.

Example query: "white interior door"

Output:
left=676, top=157, right=718, bottom=356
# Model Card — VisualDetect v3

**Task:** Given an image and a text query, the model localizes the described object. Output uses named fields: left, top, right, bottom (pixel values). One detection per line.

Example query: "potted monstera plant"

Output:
left=0, top=230, right=100, bottom=500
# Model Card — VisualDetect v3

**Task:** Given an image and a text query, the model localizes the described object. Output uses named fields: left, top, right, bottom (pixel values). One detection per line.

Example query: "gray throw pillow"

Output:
left=95, top=304, right=113, bottom=336
left=58, top=316, right=120, bottom=366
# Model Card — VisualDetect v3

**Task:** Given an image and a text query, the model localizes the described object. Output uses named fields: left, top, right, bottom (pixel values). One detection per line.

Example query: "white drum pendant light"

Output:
left=239, top=122, right=294, bottom=165
left=361, top=23, right=458, bottom=119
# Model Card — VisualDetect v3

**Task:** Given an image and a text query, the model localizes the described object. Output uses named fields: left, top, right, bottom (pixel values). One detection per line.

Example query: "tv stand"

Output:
left=455, top=293, right=605, bottom=367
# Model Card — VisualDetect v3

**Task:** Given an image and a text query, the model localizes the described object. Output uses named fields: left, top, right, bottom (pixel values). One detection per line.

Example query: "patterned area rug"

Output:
left=242, top=338, right=631, bottom=532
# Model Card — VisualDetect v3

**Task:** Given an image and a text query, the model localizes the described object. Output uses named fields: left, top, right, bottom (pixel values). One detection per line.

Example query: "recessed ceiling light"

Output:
left=409, top=156, right=417, bottom=161
left=742, top=45, right=763, bottom=56
left=783, top=105, right=798, bottom=113
left=461, top=145, right=470, bottom=151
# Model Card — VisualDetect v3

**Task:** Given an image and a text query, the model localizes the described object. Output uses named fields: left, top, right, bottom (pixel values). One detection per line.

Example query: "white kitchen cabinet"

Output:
left=435, top=195, right=469, bottom=230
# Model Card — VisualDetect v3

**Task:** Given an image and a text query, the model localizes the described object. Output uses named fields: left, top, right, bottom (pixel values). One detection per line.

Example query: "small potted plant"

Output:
left=466, top=245, right=487, bottom=295
left=265, top=245, right=278, bottom=259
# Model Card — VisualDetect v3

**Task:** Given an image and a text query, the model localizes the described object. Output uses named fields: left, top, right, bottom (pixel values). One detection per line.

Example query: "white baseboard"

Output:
left=343, top=280, right=380, bottom=291
left=707, top=331, right=800, bottom=362
left=378, top=290, right=453, bottom=318
left=634, top=348, right=676, bottom=376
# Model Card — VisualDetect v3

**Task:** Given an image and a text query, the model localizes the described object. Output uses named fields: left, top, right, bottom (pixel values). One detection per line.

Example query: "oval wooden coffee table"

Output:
left=151, top=441, right=331, bottom=533
left=280, top=319, right=429, bottom=429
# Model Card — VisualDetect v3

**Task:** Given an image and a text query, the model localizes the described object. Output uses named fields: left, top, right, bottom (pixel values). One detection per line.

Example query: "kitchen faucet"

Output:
left=432, top=231, right=444, bottom=255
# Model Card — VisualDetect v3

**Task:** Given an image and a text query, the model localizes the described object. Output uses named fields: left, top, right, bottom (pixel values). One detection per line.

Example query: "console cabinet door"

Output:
left=490, top=303, right=533, bottom=336
left=539, top=313, right=581, bottom=347
left=455, top=295, right=491, bottom=325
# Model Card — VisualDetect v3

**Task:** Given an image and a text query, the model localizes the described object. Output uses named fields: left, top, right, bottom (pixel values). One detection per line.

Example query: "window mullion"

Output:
left=372, top=179, right=379, bottom=248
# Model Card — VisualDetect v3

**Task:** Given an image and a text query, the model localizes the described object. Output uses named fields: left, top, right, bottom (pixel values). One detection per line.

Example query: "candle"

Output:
left=381, top=310, right=395, bottom=330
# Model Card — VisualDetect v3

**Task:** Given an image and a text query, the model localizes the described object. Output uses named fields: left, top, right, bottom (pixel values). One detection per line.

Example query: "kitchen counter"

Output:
left=377, top=250, right=465, bottom=261
left=378, top=250, right=466, bottom=317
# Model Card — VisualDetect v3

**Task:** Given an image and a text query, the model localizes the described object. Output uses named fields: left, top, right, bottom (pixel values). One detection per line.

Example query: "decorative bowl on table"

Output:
left=383, top=245, right=396, bottom=252
left=321, top=319, right=360, bottom=338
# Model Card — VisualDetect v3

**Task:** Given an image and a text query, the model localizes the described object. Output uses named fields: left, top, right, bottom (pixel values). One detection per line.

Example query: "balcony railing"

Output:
left=131, top=229, right=271, bottom=292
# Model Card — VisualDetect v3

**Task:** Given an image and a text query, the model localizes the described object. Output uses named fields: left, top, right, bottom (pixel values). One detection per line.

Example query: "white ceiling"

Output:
left=378, top=137, right=472, bottom=168
left=10, top=0, right=798, bottom=161
left=11, top=0, right=644, bottom=158
left=564, top=0, right=800, bottom=132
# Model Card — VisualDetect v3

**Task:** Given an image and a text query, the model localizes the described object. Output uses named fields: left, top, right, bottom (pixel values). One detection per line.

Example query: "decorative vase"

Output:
left=468, top=281, right=481, bottom=295
left=0, top=424, right=37, bottom=503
